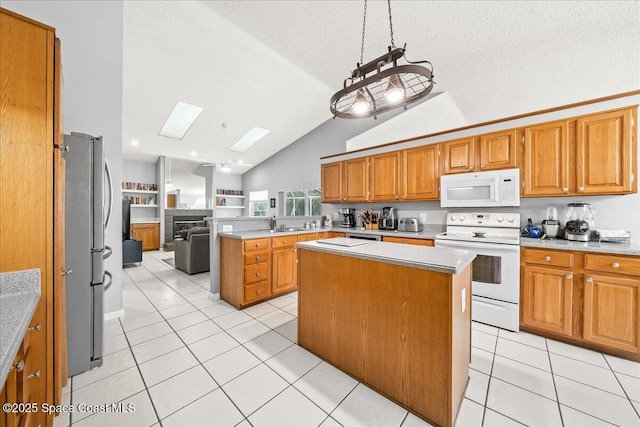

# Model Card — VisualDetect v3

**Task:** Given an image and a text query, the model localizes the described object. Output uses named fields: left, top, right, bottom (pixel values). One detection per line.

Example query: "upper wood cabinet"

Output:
left=443, top=130, right=517, bottom=174
left=321, top=162, right=342, bottom=203
left=369, top=152, right=400, bottom=201
left=522, top=107, right=637, bottom=197
left=576, top=108, right=637, bottom=195
left=480, top=129, right=518, bottom=171
left=442, top=137, right=475, bottom=174
left=523, top=120, right=571, bottom=196
left=343, top=157, right=369, bottom=202
left=401, top=144, right=440, bottom=200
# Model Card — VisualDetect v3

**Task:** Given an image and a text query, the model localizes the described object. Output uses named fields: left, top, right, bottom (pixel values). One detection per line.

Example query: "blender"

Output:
left=564, top=202, right=595, bottom=241
left=541, top=205, right=560, bottom=238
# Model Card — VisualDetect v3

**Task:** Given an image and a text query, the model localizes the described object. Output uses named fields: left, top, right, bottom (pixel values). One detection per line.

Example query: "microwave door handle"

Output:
left=104, top=159, right=113, bottom=229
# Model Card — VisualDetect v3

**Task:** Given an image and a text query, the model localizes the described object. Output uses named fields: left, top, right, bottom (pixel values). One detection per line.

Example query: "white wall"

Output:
left=3, top=1, right=125, bottom=315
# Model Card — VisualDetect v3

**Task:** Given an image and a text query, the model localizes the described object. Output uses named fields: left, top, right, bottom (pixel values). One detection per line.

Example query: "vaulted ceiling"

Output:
left=122, top=1, right=640, bottom=172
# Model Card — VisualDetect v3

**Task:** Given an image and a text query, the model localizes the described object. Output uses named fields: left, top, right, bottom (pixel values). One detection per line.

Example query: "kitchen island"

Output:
left=296, top=238, right=475, bottom=427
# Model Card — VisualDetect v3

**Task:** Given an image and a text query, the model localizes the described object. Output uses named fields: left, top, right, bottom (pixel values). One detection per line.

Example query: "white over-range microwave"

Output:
left=440, top=168, right=520, bottom=207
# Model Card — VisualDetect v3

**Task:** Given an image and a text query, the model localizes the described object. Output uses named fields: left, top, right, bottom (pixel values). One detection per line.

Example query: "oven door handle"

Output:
left=435, top=239, right=520, bottom=252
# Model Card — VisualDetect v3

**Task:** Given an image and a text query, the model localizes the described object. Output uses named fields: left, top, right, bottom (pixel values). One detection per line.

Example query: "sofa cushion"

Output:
left=186, top=226, right=209, bottom=241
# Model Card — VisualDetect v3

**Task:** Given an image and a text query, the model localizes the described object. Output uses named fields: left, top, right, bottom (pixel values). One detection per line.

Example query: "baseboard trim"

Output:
left=104, top=309, right=124, bottom=321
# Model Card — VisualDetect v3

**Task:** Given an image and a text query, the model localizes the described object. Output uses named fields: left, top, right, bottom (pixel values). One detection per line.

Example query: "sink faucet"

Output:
left=270, top=216, right=277, bottom=231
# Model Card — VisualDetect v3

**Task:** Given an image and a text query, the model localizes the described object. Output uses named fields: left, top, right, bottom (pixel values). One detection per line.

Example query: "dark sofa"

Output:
left=174, top=227, right=210, bottom=274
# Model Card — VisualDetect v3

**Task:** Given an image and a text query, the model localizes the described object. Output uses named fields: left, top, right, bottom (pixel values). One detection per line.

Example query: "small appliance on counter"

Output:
left=338, top=207, right=356, bottom=228
left=379, top=207, right=398, bottom=230
left=541, top=205, right=560, bottom=238
left=521, top=218, right=542, bottom=238
left=564, top=201, right=595, bottom=241
left=398, top=218, right=424, bottom=232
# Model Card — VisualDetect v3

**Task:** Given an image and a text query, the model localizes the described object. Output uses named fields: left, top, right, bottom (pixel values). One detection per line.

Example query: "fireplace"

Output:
left=173, top=216, right=206, bottom=239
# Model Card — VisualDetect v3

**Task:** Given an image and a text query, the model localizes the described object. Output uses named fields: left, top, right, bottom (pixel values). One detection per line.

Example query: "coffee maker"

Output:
left=379, top=207, right=398, bottom=230
left=338, top=208, right=356, bottom=228
left=541, top=205, right=560, bottom=238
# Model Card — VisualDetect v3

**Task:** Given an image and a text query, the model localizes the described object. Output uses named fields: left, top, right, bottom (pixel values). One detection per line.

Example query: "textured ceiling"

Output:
left=123, top=0, right=640, bottom=171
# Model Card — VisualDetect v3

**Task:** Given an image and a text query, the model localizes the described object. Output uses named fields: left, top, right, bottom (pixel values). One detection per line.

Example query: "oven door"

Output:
left=434, top=239, right=520, bottom=303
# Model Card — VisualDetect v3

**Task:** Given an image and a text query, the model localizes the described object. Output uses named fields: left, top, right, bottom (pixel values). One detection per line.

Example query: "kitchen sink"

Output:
left=255, top=228, right=308, bottom=234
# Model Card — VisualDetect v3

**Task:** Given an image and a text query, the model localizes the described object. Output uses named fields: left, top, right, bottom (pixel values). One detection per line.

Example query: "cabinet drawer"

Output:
left=523, top=248, right=574, bottom=267
left=131, top=222, right=157, bottom=229
left=383, top=236, right=433, bottom=246
left=244, top=281, right=270, bottom=305
left=244, top=251, right=269, bottom=266
left=244, top=263, right=269, bottom=285
left=297, top=233, right=319, bottom=242
left=272, top=236, right=298, bottom=248
left=244, top=238, right=270, bottom=252
left=584, top=254, right=640, bottom=276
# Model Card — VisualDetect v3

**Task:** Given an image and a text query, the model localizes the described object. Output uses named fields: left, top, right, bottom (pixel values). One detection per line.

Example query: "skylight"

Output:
left=159, top=101, right=204, bottom=140
left=229, top=127, right=270, bottom=152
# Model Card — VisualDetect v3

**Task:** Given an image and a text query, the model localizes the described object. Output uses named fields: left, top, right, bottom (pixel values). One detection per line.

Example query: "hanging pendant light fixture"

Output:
left=330, top=0, right=435, bottom=119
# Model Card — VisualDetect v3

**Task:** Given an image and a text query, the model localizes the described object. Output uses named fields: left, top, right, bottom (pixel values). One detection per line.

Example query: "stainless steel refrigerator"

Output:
left=64, top=132, right=113, bottom=376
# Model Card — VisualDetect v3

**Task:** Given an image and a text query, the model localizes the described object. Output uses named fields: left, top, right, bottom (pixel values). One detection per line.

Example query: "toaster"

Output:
left=397, top=218, right=424, bottom=232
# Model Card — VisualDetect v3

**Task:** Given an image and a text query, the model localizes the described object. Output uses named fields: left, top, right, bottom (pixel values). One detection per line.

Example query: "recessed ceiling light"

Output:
left=220, top=164, right=231, bottom=173
left=131, top=139, right=140, bottom=146
left=159, top=101, right=204, bottom=140
left=190, top=151, right=197, bottom=156
left=228, top=127, right=269, bottom=153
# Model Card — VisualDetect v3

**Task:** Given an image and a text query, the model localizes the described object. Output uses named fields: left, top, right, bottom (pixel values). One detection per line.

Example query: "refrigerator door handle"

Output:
left=103, top=270, right=113, bottom=290
left=103, top=245, right=112, bottom=260
left=104, top=159, right=113, bottom=229
left=90, top=283, right=104, bottom=368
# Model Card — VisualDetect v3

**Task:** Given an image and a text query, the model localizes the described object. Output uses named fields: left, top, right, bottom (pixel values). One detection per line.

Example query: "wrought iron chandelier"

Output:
left=330, top=0, right=435, bottom=119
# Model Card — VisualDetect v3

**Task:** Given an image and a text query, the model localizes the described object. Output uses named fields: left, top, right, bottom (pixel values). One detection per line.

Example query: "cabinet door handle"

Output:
left=544, top=256, right=551, bottom=261
left=10, top=359, right=24, bottom=372
left=27, top=370, right=40, bottom=379
left=27, top=323, right=41, bottom=332
left=562, top=187, right=568, bottom=192
left=586, top=277, right=593, bottom=283
left=577, top=186, right=584, bottom=192
left=611, top=262, right=620, bottom=268
left=565, top=274, right=573, bottom=279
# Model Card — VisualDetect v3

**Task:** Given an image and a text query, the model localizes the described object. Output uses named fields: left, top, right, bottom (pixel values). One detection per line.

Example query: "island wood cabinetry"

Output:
left=383, top=236, right=434, bottom=246
left=522, top=107, right=637, bottom=196
left=1, top=8, right=66, bottom=427
left=221, top=233, right=321, bottom=308
left=131, top=222, right=160, bottom=251
left=297, top=244, right=472, bottom=426
left=521, top=248, right=640, bottom=361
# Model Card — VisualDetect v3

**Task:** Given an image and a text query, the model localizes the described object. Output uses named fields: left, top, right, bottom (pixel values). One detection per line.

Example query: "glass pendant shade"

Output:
left=384, top=74, right=406, bottom=104
left=352, top=89, right=371, bottom=114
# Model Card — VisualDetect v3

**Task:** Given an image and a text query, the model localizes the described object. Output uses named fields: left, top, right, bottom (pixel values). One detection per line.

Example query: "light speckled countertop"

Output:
left=219, top=227, right=442, bottom=241
left=521, top=237, right=640, bottom=256
left=0, top=269, right=40, bottom=387
left=296, top=238, right=475, bottom=274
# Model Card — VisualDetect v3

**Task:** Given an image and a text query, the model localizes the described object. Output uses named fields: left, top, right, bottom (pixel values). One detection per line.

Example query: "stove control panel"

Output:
left=446, top=212, right=520, bottom=228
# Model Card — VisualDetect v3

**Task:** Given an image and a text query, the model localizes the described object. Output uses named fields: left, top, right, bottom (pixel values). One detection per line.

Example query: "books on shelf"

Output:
left=122, top=181, right=157, bottom=191
left=124, top=195, right=156, bottom=205
left=216, top=189, right=243, bottom=196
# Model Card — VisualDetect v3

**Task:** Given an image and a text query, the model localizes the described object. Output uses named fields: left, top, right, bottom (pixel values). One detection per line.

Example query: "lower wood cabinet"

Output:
left=131, top=222, right=160, bottom=251
left=382, top=236, right=434, bottom=246
left=222, top=234, right=313, bottom=308
left=521, top=248, right=640, bottom=360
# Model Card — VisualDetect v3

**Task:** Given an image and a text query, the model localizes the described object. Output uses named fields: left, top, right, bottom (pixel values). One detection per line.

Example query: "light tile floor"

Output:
left=55, top=250, right=640, bottom=427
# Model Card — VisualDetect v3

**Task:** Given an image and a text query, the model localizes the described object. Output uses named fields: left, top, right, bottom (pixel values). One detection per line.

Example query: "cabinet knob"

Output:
left=283, top=240, right=287, bottom=244
left=468, top=166, right=474, bottom=170
left=480, top=165, right=486, bottom=169
left=62, top=268, right=72, bottom=276
left=544, top=256, right=551, bottom=261
left=27, top=370, right=41, bottom=379
left=577, top=186, right=584, bottom=192
left=256, top=256, right=261, bottom=261
left=27, top=323, right=41, bottom=332
left=10, top=359, right=24, bottom=372
left=256, top=243, right=260, bottom=247
left=256, top=272, right=260, bottom=277
left=586, top=277, right=593, bottom=283
left=256, top=290, right=262, bottom=295
left=565, top=274, right=573, bottom=279
left=562, top=187, right=568, bottom=192
left=612, top=262, right=620, bottom=268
